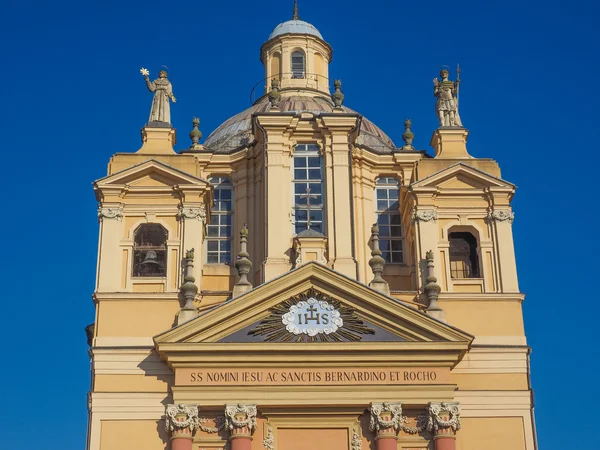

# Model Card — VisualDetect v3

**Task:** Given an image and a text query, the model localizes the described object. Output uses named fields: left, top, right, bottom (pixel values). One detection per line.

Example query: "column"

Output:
left=225, top=404, right=257, bottom=450
left=165, top=404, right=200, bottom=450
left=369, top=402, right=402, bottom=450
left=427, top=402, right=461, bottom=450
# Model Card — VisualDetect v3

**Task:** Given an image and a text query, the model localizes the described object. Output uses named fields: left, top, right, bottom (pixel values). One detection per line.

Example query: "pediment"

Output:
left=155, top=263, right=472, bottom=347
left=410, top=162, right=515, bottom=192
left=94, top=159, right=209, bottom=189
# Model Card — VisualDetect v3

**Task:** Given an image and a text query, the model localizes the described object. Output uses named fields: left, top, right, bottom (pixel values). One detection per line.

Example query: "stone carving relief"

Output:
left=282, top=297, right=343, bottom=337
left=263, top=426, right=275, bottom=450
left=97, top=206, right=123, bottom=221
left=165, top=404, right=200, bottom=433
left=351, top=423, right=362, bottom=450
left=369, top=402, right=403, bottom=432
left=178, top=205, right=207, bottom=222
left=412, top=208, right=438, bottom=223
left=488, top=209, right=515, bottom=223
left=198, top=416, right=226, bottom=433
left=224, top=404, right=257, bottom=431
left=427, top=402, right=461, bottom=432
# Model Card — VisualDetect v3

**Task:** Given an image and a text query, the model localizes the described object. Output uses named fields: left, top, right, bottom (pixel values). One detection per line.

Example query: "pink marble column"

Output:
left=428, top=402, right=461, bottom=450
left=165, top=404, right=200, bottom=450
left=369, top=402, right=402, bottom=450
left=225, top=404, right=257, bottom=450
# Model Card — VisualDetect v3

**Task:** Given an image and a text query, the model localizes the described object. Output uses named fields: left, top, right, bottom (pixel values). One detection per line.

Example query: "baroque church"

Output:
left=87, top=4, right=536, bottom=450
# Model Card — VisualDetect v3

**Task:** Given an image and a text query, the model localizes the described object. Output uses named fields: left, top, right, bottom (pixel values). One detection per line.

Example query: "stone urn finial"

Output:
left=178, top=248, right=199, bottom=324
left=402, top=119, right=414, bottom=149
left=332, top=79, right=344, bottom=109
left=189, top=117, right=202, bottom=149
left=233, top=224, right=253, bottom=297
left=268, top=78, right=281, bottom=110
left=424, top=250, right=445, bottom=321
left=368, top=223, right=390, bottom=295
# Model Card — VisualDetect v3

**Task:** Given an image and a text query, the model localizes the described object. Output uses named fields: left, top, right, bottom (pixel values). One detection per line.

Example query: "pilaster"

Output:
left=178, top=204, right=206, bottom=283
left=488, top=209, right=519, bottom=292
left=427, top=402, right=461, bottom=450
left=369, top=402, right=402, bottom=450
left=225, top=404, right=257, bottom=450
left=97, top=204, right=124, bottom=291
left=165, top=404, right=200, bottom=450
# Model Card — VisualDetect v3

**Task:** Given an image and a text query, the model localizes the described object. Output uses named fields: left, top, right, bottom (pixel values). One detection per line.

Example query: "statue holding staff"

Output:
left=433, top=68, right=462, bottom=127
left=140, top=68, right=176, bottom=124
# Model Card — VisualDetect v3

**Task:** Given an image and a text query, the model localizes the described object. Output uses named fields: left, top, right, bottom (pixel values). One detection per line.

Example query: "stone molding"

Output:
left=427, top=402, right=461, bottom=432
left=97, top=206, right=123, bottom=221
left=165, top=404, right=200, bottom=433
left=369, top=402, right=403, bottom=432
left=178, top=205, right=206, bottom=222
left=412, top=208, right=438, bottom=222
left=488, top=209, right=515, bottom=223
left=224, top=403, right=258, bottom=432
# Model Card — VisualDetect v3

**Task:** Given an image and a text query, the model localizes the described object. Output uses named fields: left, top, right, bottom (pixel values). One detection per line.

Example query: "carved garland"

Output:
left=248, top=288, right=375, bottom=342
left=412, top=209, right=438, bottom=222
left=198, top=416, right=225, bottom=433
left=399, top=415, right=428, bottom=434
left=178, top=205, right=207, bottom=222
left=263, top=426, right=275, bottom=450
left=224, top=404, right=258, bottom=431
left=427, top=402, right=461, bottom=432
left=369, top=402, right=403, bottom=432
left=165, top=404, right=200, bottom=433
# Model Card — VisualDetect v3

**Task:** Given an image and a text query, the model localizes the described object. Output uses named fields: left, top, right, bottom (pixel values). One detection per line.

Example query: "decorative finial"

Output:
left=292, top=0, right=299, bottom=20
left=424, top=250, right=445, bottom=322
left=402, top=119, right=414, bottom=149
left=233, top=224, right=253, bottom=297
left=178, top=249, right=199, bottom=324
left=368, top=223, right=390, bottom=295
left=189, top=117, right=202, bottom=148
left=185, top=248, right=195, bottom=260
left=332, top=79, right=344, bottom=109
left=268, top=78, right=281, bottom=110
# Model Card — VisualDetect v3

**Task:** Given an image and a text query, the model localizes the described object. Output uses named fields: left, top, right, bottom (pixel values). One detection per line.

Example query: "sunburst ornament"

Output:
left=248, top=288, right=375, bottom=342
left=140, top=67, right=150, bottom=76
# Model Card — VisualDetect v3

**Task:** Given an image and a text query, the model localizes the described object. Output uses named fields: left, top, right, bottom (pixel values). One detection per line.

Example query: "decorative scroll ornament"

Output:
left=369, top=402, right=403, bottom=432
left=488, top=209, right=515, bottom=223
left=427, top=402, right=461, bottom=432
left=178, top=205, right=206, bottom=222
left=98, top=206, right=123, bottom=221
left=351, top=424, right=362, bottom=450
left=263, top=426, right=275, bottom=450
left=224, top=404, right=257, bottom=431
left=248, top=288, right=375, bottom=342
left=399, top=415, right=428, bottom=434
left=282, top=297, right=342, bottom=337
left=198, top=416, right=225, bottom=433
left=412, top=208, right=438, bottom=222
left=165, top=404, right=200, bottom=433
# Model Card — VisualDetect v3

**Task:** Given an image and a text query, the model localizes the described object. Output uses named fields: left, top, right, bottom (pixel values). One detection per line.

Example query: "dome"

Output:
left=204, top=95, right=397, bottom=154
left=268, top=19, right=323, bottom=41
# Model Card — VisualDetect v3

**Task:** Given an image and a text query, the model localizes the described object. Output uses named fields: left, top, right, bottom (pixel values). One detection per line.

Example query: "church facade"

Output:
left=87, top=7, right=536, bottom=450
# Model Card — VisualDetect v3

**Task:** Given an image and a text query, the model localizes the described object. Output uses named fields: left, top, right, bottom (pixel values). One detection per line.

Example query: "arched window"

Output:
left=293, top=144, right=324, bottom=234
left=449, top=232, right=480, bottom=278
left=206, top=177, right=233, bottom=264
left=375, top=177, right=404, bottom=263
left=291, top=51, right=305, bottom=79
left=133, top=224, right=168, bottom=277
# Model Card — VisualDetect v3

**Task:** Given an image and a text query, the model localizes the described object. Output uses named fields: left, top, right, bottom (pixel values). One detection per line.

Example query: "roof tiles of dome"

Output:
left=268, top=19, right=324, bottom=41
left=204, top=94, right=397, bottom=155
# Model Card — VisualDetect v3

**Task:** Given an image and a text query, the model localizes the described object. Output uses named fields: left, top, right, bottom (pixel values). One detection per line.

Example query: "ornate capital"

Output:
left=369, top=402, right=403, bottom=434
left=97, top=205, right=123, bottom=221
left=412, top=208, right=438, bottom=223
left=178, top=205, right=206, bottom=222
left=488, top=209, right=514, bottom=223
left=427, top=402, right=461, bottom=434
left=225, top=403, right=257, bottom=434
left=165, top=404, right=200, bottom=438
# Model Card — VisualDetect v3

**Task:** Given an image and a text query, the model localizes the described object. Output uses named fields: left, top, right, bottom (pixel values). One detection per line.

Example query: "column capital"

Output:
left=165, top=404, right=200, bottom=439
left=225, top=404, right=258, bottom=434
left=178, top=205, right=206, bottom=223
left=98, top=205, right=123, bottom=222
left=488, top=209, right=515, bottom=223
left=412, top=208, right=438, bottom=223
left=369, top=402, right=403, bottom=434
left=427, top=402, right=461, bottom=434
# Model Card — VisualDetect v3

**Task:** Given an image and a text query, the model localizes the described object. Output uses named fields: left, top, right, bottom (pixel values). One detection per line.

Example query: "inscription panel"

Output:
left=175, top=367, right=450, bottom=386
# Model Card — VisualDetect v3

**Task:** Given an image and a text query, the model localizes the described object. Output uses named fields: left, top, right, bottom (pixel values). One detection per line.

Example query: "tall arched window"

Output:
left=375, top=177, right=404, bottom=263
left=293, top=144, right=324, bottom=234
left=133, top=224, right=168, bottom=277
left=449, top=232, right=480, bottom=278
left=291, top=51, right=305, bottom=79
left=206, top=177, right=233, bottom=264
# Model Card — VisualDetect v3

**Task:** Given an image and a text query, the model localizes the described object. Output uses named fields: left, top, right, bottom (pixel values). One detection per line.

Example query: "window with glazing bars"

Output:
left=375, top=177, right=404, bottom=263
left=291, top=51, right=305, bottom=79
left=293, top=144, right=324, bottom=234
left=206, top=177, right=233, bottom=264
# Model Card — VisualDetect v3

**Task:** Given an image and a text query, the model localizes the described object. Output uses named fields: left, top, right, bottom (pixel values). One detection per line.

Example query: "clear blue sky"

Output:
left=0, top=0, right=597, bottom=448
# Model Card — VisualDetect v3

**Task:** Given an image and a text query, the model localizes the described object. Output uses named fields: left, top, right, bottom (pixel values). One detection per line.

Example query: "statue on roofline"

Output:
left=433, top=68, right=462, bottom=127
left=140, top=67, right=176, bottom=124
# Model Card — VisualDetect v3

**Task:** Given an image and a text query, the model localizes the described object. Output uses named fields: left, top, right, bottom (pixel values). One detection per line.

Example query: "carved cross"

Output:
left=299, top=186, right=318, bottom=230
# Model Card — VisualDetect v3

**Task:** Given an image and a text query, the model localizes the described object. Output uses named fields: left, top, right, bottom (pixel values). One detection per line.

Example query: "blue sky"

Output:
left=0, top=0, right=597, bottom=448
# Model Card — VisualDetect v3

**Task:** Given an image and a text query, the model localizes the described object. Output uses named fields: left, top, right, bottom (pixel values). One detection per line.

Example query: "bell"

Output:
left=142, top=250, right=160, bottom=266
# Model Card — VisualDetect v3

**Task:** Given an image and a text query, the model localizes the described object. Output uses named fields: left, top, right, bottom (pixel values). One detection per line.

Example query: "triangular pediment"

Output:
left=155, top=263, right=472, bottom=346
left=94, top=159, right=209, bottom=189
left=410, top=162, right=515, bottom=192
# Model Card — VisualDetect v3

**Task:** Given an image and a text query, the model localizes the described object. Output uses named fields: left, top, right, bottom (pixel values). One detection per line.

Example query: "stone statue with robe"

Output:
left=143, top=70, right=176, bottom=124
left=433, top=69, right=462, bottom=127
